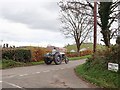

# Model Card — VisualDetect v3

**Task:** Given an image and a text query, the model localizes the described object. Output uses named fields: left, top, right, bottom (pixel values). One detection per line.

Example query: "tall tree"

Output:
left=64, top=0, right=120, bottom=47
left=85, top=0, right=120, bottom=47
left=59, top=1, right=93, bottom=55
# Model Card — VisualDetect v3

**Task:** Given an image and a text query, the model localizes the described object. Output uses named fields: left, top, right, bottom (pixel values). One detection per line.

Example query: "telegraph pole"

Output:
left=118, top=2, right=120, bottom=36
left=93, top=0, right=97, bottom=53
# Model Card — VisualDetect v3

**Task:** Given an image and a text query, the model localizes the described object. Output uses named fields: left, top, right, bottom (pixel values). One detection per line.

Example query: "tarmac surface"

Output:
left=1, top=60, right=96, bottom=89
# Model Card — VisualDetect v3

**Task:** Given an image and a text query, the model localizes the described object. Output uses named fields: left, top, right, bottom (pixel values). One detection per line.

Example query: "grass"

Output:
left=0, top=59, right=44, bottom=69
left=69, top=55, right=91, bottom=61
left=65, top=43, right=105, bottom=52
left=0, top=60, right=2, bottom=69
left=75, top=64, right=119, bottom=88
left=0, top=55, right=91, bottom=69
left=30, top=61, right=44, bottom=65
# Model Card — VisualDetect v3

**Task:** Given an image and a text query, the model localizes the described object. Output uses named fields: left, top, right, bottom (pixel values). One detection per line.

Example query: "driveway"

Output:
left=1, top=60, right=95, bottom=89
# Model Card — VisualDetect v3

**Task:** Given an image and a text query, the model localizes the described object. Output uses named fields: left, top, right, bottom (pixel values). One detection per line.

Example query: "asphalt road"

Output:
left=1, top=60, right=95, bottom=89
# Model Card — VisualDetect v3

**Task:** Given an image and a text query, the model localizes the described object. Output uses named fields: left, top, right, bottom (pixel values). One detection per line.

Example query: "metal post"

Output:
left=93, top=1, right=97, bottom=53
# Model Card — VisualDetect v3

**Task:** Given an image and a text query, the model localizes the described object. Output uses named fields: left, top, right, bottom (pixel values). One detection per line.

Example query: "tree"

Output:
left=82, top=0, right=120, bottom=47
left=6, top=43, right=9, bottom=48
left=116, top=36, right=120, bottom=45
left=59, top=1, right=93, bottom=55
left=3, top=44, right=5, bottom=48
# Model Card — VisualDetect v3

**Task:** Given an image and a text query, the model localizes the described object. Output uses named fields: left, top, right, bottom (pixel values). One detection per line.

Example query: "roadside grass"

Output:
left=0, top=55, right=91, bottom=69
left=69, top=55, right=91, bottom=61
left=0, top=59, right=44, bottom=69
left=30, top=61, right=44, bottom=65
left=0, top=60, right=2, bottom=69
left=75, top=64, right=119, bottom=88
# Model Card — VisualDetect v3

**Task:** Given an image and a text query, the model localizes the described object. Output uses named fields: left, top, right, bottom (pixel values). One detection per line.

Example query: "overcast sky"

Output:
left=0, top=0, right=74, bottom=47
left=0, top=0, right=117, bottom=48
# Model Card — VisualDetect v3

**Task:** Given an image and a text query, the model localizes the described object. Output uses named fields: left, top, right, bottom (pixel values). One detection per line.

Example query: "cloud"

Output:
left=0, top=0, right=61, bottom=32
left=0, top=0, right=74, bottom=47
left=0, top=18, right=73, bottom=47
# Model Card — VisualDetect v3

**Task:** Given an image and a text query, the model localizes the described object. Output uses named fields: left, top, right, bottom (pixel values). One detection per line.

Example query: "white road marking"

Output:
left=8, top=75, right=17, bottom=78
left=43, top=70, right=50, bottom=72
left=19, top=74, right=28, bottom=77
left=4, top=82, right=22, bottom=88
left=0, top=81, right=2, bottom=83
left=36, top=72, right=40, bottom=74
left=60, top=68, right=64, bottom=70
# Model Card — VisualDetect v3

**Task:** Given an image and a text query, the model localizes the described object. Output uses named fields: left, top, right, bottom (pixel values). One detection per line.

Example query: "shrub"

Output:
left=14, top=49, right=31, bottom=62
left=2, top=49, right=15, bottom=60
left=66, top=50, right=92, bottom=57
left=31, top=48, right=50, bottom=62
left=85, top=45, right=120, bottom=71
left=2, top=49, right=31, bottom=62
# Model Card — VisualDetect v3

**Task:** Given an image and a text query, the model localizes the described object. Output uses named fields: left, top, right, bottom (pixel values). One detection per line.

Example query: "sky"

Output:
left=0, top=0, right=74, bottom=47
left=0, top=0, right=118, bottom=48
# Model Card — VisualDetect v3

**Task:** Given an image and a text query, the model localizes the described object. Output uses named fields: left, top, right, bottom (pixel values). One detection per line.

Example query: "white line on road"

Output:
left=36, top=72, right=41, bottom=74
left=4, top=82, right=22, bottom=88
left=19, top=74, right=28, bottom=77
left=60, top=68, right=65, bottom=70
left=8, top=75, right=17, bottom=78
left=0, top=81, right=2, bottom=83
left=43, top=70, right=50, bottom=72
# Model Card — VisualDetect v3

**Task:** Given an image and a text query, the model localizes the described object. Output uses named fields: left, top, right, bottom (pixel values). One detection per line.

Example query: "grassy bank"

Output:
left=69, top=55, right=91, bottom=61
left=75, top=64, right=119, bottom=88
left=75, top=45, right=120, bottom=88
left=0, top=59, right=44, bottom=69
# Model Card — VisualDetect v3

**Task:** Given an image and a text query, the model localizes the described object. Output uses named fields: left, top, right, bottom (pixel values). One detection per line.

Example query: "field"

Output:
left=65, top=43, right=104, bottom=52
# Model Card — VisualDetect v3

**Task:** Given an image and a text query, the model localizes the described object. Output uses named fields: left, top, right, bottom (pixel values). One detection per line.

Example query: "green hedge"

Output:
left=2, top=49, right=31, bottom=62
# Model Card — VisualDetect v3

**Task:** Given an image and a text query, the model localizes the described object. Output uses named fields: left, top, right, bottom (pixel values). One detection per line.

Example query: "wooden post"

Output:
left=93, top=1, right=97, bottom=53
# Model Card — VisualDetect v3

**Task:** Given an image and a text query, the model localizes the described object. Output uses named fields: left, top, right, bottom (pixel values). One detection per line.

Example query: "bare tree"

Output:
left=73, top=0, right=120, bottom=47
left=59, top=1, right=93, bottom=55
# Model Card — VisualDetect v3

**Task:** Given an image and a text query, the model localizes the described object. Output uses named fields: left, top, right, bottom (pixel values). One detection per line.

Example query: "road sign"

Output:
left=108, top=63, right=119, bottom=72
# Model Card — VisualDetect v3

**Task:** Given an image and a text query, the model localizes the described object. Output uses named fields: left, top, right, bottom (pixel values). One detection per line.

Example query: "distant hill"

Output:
left=64, top=43, right=104, bottom=52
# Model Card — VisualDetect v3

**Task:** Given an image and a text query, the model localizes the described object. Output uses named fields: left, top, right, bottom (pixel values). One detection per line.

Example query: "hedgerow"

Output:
left=2, top=49, right=31, bottom=62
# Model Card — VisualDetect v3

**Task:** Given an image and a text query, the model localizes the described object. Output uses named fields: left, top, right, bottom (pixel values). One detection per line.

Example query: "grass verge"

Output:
left=0, top=59, right=44, bottom=69
left=69, top=55, right=91, bottom=61
left=75, top=64, right=119, bottom=88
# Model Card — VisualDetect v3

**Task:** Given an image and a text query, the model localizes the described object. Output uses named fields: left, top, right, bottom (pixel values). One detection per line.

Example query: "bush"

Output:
left=31, top=48, right=50, bottom=62
left=2, top=49, right=15, bottom=60
left=2, top=49, right=31, bottom=62
left=14, top=49, right=31, bottom=62
left=75, top=45, right=120, bottom=88
left=85, top=45, right=120, bottom=71
left=66, top=50, right=92, bottom=57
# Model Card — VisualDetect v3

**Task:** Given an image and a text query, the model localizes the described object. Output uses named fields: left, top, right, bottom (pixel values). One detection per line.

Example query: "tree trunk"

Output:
left=101, top=28, right=111, bottom=47
left=76, top=42, right=80, bottom=56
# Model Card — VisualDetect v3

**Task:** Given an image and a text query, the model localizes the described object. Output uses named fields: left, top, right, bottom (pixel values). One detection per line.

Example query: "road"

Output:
left=1, top=60, right=95, bottom=89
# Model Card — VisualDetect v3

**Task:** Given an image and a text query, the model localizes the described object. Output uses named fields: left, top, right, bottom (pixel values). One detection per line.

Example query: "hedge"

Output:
left=66, top=50, right=93, bottom=57
left=31, top=48, right=51, bottom=61
left=2, top=49, right=31, bottom=62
